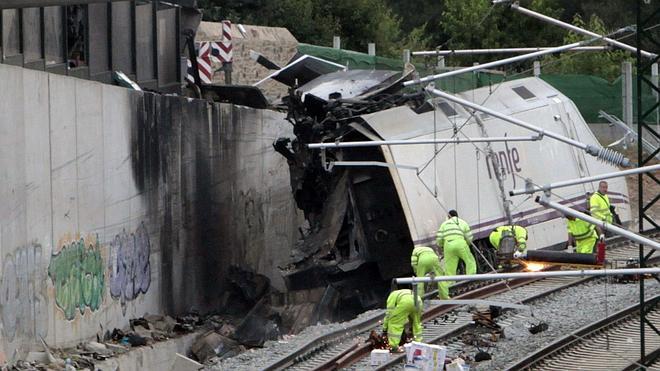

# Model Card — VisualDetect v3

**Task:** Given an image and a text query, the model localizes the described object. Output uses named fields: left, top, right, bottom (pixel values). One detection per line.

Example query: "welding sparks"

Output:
left=522, top=261, right=549, bottom=272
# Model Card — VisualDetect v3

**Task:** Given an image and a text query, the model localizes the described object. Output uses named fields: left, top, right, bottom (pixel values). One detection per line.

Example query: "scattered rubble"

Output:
left=6, top=313, right=233, bottom=370
left=8, top=266, right=282, bottom=370
left=172, top=353, right=203, bottom=371
left=206, top=309, right=384, bottom=370
left=191, top=331, right=239, bottom=363
left=463, top=279, right=660, bottom=370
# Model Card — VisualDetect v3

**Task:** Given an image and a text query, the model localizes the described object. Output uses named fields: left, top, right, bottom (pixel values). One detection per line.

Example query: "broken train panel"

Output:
left=273, top=69, right=423, bottom=317
left=359, top=76, right=630, bottom=255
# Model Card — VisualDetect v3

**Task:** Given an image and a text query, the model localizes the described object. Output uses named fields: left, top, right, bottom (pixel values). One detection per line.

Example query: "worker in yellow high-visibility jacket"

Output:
left=411, top=246, right=448, bottom=300
left=489, top=225, right=528, bottom=253
left=382, top=289, right=423, bottom=350
left=566, top=214, right=599, bottom=254
left=590, top=181, right=613, bottom=224
left=436, top=210, right=477, bottom=297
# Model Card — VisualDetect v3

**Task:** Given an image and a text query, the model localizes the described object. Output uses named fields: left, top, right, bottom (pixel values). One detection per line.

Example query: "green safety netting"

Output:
left=298, top=43, right=658, bottom=124
left=540, top=74, right=658, bottom=123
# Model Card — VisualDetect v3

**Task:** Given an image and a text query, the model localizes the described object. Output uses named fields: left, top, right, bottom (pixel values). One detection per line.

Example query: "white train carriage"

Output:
left=356, top=76, right=630, bottom=250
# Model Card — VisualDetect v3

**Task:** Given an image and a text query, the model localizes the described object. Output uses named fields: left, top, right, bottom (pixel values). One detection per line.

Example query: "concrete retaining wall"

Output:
left=0, top=63, right=300, bottom=359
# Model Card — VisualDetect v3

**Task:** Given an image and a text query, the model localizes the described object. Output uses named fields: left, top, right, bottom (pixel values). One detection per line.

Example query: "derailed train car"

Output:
left=360, top=77, right=630, bottom=251
left=272, top=66, right=630, bottom=318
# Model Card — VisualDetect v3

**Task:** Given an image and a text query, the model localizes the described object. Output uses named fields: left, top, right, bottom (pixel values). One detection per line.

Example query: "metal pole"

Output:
left=328, top=161, right=418, bottom=171
left=437, top=55, right=445, bottom=69
left=636, top=0, right=647, bottom=365
left=474, top=114, right=514, bottom=225
left=368, top=43, right=376, bottom=56
left=394, top=267, right=660, bottom=285
left=413, top=46, right=609, bottom=56
left=598, top=110, right=660, bottom=160
left=333, top=36, right=341, bottom=49
left=404, top=37, right=603, bottom=87
left=533, top=61, right=541, bottom=76
left=509, top=164, right=660, bottom=196
left=536, top=194, right=660, bottom=250
left=426, top=86, right=632, bottom=167
left=403, top=49, right=411, bottom=64
left=307, top=136, right=542, bottom=149
left=509, top=3, right=657, bottom=59
left=653, top=63, right=659, bottom=129
left=623, top=62, right=634, bottom=127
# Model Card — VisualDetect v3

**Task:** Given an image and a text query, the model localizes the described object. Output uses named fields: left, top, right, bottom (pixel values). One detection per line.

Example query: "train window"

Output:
left=512, top=86, right=536, bottom=100
left=438, top=101, right=458, bottom=117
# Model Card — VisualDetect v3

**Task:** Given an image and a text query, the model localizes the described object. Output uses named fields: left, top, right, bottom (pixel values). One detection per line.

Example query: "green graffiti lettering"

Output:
left=48, top=237, right=105, bottom=320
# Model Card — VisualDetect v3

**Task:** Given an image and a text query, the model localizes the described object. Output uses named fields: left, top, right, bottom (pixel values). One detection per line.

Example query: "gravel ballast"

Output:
left=207, top=278, right=658, bottom=370
left=470, top=279, right=660, bottom=370
left=205, top=309, right=384, bottom=370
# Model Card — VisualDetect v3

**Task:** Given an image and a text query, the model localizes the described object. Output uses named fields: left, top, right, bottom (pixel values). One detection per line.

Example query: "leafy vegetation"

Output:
left=197, top=0, right=644, bottom=80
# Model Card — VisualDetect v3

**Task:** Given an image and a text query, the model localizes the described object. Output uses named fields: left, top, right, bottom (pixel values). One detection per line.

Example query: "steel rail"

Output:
left=506, top=294, right=660, bottom=370
left=333, top=237, right=660, bottom=370
left=265, top=236, right=656, bottom=370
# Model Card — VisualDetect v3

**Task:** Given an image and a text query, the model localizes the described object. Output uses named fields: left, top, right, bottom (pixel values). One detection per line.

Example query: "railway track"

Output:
left=506, top=294, right=660, bottom=371
left=262, top=235, right=658, bottom=371
left=363, top=276, right=597, bottom=371
left=262, top=276, right=523, bottom=371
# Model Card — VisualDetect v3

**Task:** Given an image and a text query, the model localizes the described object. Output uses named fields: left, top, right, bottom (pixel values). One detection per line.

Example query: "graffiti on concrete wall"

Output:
left=0, top=243, right=48, bottom=341
left=48, top=236, right=105, bottom=320
left=108, top=222, right=151, bottom=314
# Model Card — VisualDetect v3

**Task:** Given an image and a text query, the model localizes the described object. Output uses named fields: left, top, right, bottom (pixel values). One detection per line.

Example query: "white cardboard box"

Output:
left=405, top=342, right=447, bottom=371
left=370, top=349, right=391, bottom=366
left=446, top=357, right=467, bottom=371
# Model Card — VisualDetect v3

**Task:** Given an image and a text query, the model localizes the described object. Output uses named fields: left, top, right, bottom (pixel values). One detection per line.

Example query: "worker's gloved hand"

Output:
left=513, top=250, right=526, bottom=259
left=599, top=234, right=605, bottom=241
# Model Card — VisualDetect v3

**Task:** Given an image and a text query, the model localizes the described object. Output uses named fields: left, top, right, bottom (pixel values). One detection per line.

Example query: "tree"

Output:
left=326, top=0, right=402, bottom=56
left=385, top=0, right=446, bottom=49
left=438, top=0, right=565, bottom=65
left=196, top=0, right=403, bottom=57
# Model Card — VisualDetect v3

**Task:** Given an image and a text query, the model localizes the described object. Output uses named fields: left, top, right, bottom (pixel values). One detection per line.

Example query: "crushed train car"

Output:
left=266, top=59, right=631, bottom=320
